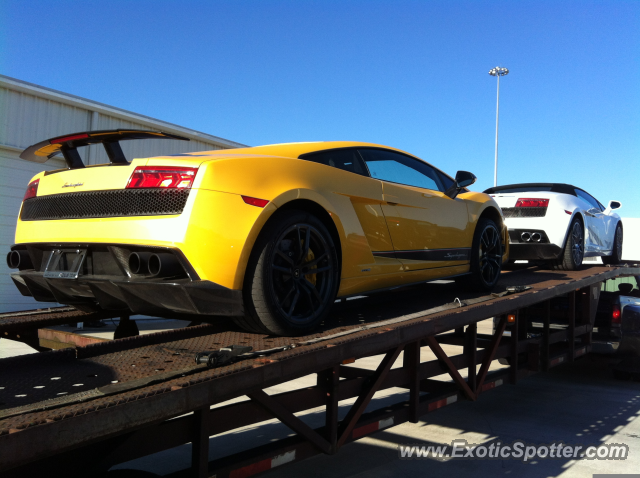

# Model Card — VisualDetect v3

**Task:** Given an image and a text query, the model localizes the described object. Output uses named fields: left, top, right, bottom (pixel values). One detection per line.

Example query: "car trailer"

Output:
left=1, top=265, right=639, bottom=478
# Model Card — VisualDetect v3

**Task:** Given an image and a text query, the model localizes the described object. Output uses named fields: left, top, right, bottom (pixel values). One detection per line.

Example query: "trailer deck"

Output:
left=1, top=265, right=639, bottom=477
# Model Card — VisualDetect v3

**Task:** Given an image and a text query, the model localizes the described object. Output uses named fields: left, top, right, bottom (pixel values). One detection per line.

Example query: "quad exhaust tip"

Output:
left=148, top=253, right=182, bottom=278
left=128, top=251, right=183, bottom=278
left=128, top=252, right=152, bottom=275
left=520, top=232, right=542, bottom=243
left=6, top=250, right=33, bottom=270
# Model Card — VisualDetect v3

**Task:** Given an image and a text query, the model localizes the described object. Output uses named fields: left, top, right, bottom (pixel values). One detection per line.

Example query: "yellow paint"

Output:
left=15, top=141, right=509, bottom=294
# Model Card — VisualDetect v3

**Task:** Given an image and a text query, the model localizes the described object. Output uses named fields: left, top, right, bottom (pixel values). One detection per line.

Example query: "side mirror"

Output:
left=455, top=171, right=477, bottom=188
left=445, top=171, right=477, bottom=199
left=608, top=200, right=621, bottom=210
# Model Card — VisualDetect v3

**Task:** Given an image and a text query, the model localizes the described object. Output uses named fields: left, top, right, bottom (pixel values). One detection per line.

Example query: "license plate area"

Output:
left=43, top=249, right=87, bottom=279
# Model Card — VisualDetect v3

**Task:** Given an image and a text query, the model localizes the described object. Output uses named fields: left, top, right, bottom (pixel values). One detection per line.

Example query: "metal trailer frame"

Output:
left=1, top=265, right=638, bottom=478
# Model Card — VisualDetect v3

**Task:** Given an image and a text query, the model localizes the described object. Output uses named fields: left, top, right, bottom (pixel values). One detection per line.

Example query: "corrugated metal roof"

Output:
left=0, top=74, right=247, bottom=151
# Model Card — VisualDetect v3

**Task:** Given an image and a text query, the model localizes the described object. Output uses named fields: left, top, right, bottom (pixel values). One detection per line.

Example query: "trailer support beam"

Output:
left=191, top=406, right=210, bottom=478
left=426, top=336, right=476, bottom=401
left=464, top=323, right=477, bottom=392
left=568, top=291, right=576, bottom=362
left=248, top=390, right=332, bottom=454
left=404, top=341, right=421, bottom=423
left=337, top=345, right=403, bottom=448
left=318, top=365, right=340, bottom=453
left=510, top=311, right=519, bottom=384
left=542, top=300, right=551, bottom=371
left=476, top=315, right=507, bottom=394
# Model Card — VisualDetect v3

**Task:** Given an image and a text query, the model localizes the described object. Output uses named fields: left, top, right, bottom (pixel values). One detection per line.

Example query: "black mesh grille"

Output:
left=21, top=189, right=190, bottom=221
left=502, top=207, right=547, bottom=218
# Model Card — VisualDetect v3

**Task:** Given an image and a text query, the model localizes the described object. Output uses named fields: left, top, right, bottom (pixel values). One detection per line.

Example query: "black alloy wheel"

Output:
left=459, top=218, right=503, bottom=291
left=479, top=223, right=502, bottom=285
left=268, top=223, right=336, bottom=326
left=241, top=210, right=339, bottom=335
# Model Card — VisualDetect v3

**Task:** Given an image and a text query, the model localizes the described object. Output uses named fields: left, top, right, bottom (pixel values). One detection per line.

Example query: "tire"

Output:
left=602, top=223, right=623, bottom=265
left=240, top=210, right=340, bottom=336
left=458, top=218, right=503, bottom=292
left=551, top=218, right=584, bottom=271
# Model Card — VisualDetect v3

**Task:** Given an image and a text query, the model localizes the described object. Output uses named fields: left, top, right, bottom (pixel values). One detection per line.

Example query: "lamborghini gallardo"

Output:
left=7, top=131, right=508, bottom=335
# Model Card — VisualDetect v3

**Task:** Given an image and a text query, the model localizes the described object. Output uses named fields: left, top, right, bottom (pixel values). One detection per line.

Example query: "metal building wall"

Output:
left=0, top=75, right=244, bottom=312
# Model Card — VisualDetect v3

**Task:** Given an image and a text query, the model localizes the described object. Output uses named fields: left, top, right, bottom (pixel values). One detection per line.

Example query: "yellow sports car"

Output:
left=8, top=130, right=508, bottom=335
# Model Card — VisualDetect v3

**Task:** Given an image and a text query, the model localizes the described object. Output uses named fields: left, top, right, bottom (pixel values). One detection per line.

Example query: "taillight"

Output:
left=242, top=196, right=269, bottom=208
left=23, top=179, right=39, bottom=201
left=612, top=304, right=621, bottom=324
left=515, top=198, right=549, bottom=208
left=126, top=166, right=198, bottom=189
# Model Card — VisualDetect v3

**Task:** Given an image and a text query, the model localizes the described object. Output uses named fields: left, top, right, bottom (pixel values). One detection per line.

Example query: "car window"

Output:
left=300, top=148, right=368, bottom=176
left=437, top=171, right=455, bottom=191
left=358, top=149, right=444, bottom=192
left=575, top=189, right=602, bottom=211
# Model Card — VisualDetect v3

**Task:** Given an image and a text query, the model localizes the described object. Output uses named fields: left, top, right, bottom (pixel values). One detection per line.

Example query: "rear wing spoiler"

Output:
left=20, top=129, right=190, bottom=169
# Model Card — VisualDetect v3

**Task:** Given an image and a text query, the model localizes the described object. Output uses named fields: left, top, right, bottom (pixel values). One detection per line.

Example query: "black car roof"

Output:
left=483, top=183, right=577, bottom=196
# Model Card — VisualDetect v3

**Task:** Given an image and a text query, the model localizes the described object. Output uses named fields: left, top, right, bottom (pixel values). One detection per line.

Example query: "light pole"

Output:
left=489, top=66, right=509, bottom=187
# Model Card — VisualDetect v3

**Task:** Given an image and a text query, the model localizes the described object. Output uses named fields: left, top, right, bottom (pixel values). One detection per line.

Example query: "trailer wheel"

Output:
left=240, top=210, right=340, bottom=336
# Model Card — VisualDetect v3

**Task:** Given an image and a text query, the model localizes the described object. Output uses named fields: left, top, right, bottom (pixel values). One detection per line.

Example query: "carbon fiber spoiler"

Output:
left=20, top=129, right=190, bottom=169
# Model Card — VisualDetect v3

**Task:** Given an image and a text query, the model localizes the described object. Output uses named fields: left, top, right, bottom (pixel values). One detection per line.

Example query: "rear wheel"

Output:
left=602, top=223, right=623, bottom=265
left=551, top=218, right=584, bottom=271
left=240, top=210, right=340, bottom=335
left=458, top=218, right=502, bottom=291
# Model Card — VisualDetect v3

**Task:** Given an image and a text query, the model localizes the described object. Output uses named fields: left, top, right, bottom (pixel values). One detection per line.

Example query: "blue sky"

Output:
left=2, top=0, right=639, bottom=216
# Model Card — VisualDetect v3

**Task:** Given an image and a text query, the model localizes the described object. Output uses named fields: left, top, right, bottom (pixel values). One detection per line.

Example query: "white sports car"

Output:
left=484, top=183, right=623, bottom=270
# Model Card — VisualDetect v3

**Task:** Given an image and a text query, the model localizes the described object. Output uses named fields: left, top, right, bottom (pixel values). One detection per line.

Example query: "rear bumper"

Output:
left=508, top=243, right=563, bottom=261
left=11, top=271, right=243, bottom=317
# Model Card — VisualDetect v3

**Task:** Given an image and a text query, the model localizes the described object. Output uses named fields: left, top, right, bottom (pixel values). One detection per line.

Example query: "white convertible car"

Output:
left=484, top=183, right=623, bottom=270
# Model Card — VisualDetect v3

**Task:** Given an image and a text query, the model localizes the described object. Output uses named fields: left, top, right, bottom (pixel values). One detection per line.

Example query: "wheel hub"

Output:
left=269, top=224, right=334, bottom=324
left=478, top=224, right=501, bottom=285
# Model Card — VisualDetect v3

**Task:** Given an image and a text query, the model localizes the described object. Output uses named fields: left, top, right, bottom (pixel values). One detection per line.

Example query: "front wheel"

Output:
left=240, top=210, right=340, bottom=336
left=602, top=223, right=623, bottom=265
left=459, top=218, right=503, bottom=291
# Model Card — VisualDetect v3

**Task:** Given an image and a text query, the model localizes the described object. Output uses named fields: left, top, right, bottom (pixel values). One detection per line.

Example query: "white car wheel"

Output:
left=552, top=219, right=584, bottom=271
left=602, top=223, right=623, bottom=265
